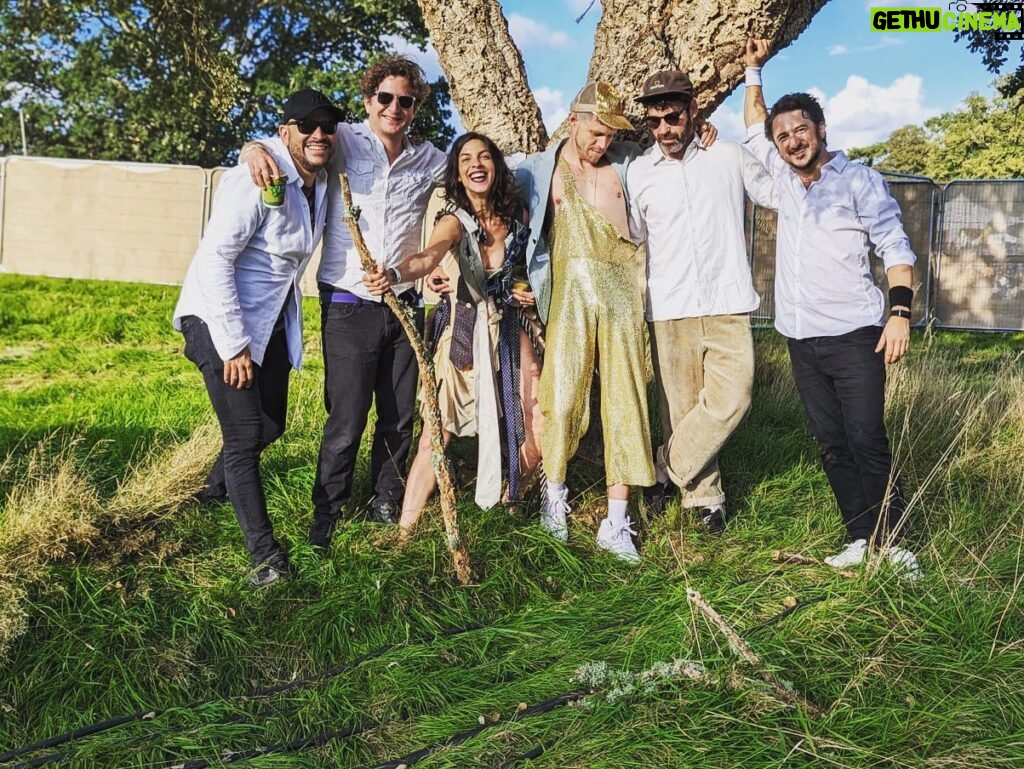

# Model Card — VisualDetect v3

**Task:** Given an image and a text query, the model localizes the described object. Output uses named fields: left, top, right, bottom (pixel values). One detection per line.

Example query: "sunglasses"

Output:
left=289, top=118, right=338, bottom=135
left=375, top=91, right=416, bottom=110
left=645, top=111, right=687, bottom=130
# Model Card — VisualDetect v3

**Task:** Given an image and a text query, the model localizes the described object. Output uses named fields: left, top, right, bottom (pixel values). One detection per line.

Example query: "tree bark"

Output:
left=417, top=0, right=830, bottom=149
left=417, top=0, right=548, bottom=153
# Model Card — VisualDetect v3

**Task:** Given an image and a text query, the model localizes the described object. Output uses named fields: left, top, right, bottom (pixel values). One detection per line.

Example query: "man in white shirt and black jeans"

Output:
left=175, top=89, right=338, bottom=587
left=244, top=57, right=446, bottom=545
left=742, top=38, right=922, bottom=578
left=628, top=70, right=775, bottom=533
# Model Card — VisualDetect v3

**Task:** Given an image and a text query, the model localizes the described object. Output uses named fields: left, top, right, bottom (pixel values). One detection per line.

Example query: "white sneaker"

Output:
left=540, top=487, right=570, bottom=541
left=824, top=539, right=868, bottom=569
left=596, top=516, right=640, bottom=564
left=884, top=546, right=923, bottom=580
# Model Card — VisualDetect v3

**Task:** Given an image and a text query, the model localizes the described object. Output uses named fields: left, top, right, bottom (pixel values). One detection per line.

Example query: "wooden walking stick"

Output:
left=340, top=173, right=471, bottom=585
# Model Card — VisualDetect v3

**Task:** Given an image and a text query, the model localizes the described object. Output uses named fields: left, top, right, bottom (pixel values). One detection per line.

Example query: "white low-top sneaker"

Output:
left=884, top=546, right=923, bottom=580
left=824, top=539, right=868, bottom=569
left=540, top=487, right=570, bottom=541
left=596, top=516, right=640, bottom=564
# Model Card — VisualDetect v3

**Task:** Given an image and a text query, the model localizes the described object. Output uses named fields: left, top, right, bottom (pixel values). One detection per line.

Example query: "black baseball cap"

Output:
left=636, top=70, right=694, bottom=103
left=281, top=88, right=344, bottom=123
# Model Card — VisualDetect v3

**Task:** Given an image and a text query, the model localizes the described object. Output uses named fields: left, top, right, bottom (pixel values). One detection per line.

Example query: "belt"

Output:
left=319, top=285, right=422, bottom=308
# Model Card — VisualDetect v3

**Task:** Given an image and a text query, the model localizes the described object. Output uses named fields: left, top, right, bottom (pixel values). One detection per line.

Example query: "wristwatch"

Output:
left=387, top=266, right=401, bottom=284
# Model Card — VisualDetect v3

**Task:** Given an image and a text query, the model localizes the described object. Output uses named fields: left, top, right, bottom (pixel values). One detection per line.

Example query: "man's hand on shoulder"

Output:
left=697, top=121, right=718, bottom=148
left=240, top=142, right=281, bottom=190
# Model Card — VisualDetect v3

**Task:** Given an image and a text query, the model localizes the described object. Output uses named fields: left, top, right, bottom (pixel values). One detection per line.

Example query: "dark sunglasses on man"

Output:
left=646, top=111, right=693, bottom=130
left=289, top=118, right=339, bottom=135
left=375, top=91, right=416, bottom=110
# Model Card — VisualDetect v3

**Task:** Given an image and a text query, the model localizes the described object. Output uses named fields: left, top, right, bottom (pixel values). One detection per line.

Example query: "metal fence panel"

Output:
left=933, top=180, right=1024, bottom=331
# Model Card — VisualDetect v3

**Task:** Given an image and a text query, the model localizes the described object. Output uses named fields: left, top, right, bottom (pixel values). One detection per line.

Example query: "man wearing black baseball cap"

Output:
left=627, top=69, right=775, bottom=535
left=174, top=88, right=338, bottom=587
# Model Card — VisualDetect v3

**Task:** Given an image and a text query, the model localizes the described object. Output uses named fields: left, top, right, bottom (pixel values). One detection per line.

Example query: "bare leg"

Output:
left=400, top=421, right=451, bottom=532
left=608, top=483, right=629, bottom=502
left=519, top=330, right=543, bottom=487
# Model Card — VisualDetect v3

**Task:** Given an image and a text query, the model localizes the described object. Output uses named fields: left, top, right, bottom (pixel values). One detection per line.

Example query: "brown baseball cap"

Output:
left=636, top=70, right=694, bottom=103
left=570, top=81, right=634, bottom=130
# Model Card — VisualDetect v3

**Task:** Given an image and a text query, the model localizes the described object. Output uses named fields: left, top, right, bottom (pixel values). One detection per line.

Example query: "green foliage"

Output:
left=0, top=1, right=455, bottom=166
left=1, top=276, right=1023, bottom=766
left=956, top=18, right=1024, bottom=99
left=849, top=89, right=1024, bottom=182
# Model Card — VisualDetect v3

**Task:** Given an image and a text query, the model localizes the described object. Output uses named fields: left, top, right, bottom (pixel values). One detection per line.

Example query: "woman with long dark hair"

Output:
left=363, top=132, right=542, bottom=531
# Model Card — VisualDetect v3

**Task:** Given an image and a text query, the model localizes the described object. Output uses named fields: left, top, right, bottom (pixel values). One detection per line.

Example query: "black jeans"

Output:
left=182, top=316, right=291, bottom=566
left=787, top=326, right=905, bottom=543
left=311, top=295, right=423, bottom=524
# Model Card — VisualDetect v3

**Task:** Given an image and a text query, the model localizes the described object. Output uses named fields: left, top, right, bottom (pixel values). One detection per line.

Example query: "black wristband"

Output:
left=889, top=285, right=913, bottom=309
left=890, top=308, right=912, bottom=320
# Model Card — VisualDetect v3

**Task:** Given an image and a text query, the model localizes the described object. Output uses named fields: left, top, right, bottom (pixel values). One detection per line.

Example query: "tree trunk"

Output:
left=417, top=0, right=830, bottom=149
left=417, top=0, right=548, bottom=153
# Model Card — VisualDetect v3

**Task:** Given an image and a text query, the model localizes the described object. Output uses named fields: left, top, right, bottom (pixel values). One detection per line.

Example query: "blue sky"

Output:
left=400, top=1, right=1015, bottom=150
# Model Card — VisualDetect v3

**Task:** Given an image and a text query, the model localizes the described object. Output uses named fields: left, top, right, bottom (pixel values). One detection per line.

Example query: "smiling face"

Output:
left=279, top=107, right=337, bottom=180
left=770, top=109, right=827, bottom=174
left=364, top=75, right=416, bottom=143
left=457, top=138, right=496, bottom=197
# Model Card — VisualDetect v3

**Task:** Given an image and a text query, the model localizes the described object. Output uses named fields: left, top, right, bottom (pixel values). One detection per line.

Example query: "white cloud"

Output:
left=707, top=102, right=749, bottom=143
left=507, top=14, right=572, bottom=49
left=828, top=44, right=849, bottom=56
left=533, top=86, right=569, bottom=133
left=711, top=73, right=940, bottom=149
left=383, top=36, right=444, bottom=81
left=813, top=74, right=940, bottom=149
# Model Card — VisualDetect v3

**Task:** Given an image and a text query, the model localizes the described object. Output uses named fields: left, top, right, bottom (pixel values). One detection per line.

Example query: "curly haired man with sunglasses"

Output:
left=627, top=70, right=775, bottom=533
left=241, top=57, right=447, bottom=546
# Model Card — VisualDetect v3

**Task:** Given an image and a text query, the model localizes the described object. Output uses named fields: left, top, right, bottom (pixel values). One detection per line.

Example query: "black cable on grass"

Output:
left=370, top=691, right=588, bottom=769
left=498, top=743, right=546, bottom=768
left=745, top=596, right=826, bottom=635
left=0, top=622, right=484, bottom=766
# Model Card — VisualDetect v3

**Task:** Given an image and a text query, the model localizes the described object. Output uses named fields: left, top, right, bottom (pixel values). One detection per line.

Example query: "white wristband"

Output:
left=745, top=67, right=762, bottom=87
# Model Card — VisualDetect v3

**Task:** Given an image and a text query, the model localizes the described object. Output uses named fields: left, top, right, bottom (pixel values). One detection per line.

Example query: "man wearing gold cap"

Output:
left=517, top=81, right=712, bottom=562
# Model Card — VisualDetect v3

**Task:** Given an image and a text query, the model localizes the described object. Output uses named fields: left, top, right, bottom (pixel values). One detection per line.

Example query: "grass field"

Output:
left=0, top=274, right=1022, bottom=768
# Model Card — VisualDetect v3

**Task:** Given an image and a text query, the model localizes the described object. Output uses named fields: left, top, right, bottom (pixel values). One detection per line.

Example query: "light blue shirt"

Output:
left=174, top=137, right=327, bottom=368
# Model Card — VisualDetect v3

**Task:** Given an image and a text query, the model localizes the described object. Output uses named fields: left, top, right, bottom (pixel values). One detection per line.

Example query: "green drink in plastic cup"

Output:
left=262, top=175, right=288, bottom=208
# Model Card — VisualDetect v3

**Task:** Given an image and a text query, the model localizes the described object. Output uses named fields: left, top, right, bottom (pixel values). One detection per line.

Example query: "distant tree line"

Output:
left=849, top=86, right=1024, bottom=182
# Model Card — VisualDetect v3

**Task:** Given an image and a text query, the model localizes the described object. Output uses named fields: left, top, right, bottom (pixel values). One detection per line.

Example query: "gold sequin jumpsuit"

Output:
left=538, top=158, right=655, bottom=487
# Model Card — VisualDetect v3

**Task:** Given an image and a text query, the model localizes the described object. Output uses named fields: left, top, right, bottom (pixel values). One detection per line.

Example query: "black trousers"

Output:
left=311, top=296, right=423, bottom=523
left=182, top=316, right=291, bottom=566
left=787, top=326, right=905, bottom=543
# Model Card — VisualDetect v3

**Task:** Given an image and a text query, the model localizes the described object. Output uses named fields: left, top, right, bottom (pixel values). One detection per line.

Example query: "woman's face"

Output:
left=457, top=138, right=497, bottom=197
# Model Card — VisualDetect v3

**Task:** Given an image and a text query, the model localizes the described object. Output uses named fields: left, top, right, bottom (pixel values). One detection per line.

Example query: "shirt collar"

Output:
left=354, top=120, right=414, bottom=157
left=650, top=136, right=701, bottom=165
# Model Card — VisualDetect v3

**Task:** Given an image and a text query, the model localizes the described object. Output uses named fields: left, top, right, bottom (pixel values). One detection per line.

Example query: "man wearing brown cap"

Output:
left=517, top=82, right=661, bottom=562
left=627, top=69, right=774, bottom=533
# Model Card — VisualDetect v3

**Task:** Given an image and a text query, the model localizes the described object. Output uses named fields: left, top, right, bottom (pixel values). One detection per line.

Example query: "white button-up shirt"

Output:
left=174, top=137, right=326, bottom=368
left=628, top=139, right=775, bottom=321
left=744, top=125, right=916, bottom=339
left=319, top=121, right=446, bottom=299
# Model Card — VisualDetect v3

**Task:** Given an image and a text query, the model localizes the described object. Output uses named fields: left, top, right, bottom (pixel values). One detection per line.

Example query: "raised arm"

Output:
left=362, top=213, right=464, bottom=295
left=743, top=38, right=770, bottom=128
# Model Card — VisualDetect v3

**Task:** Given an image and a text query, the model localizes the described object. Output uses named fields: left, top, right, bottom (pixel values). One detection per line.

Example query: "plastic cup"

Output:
left=262, top=175, right=288, bottom=208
